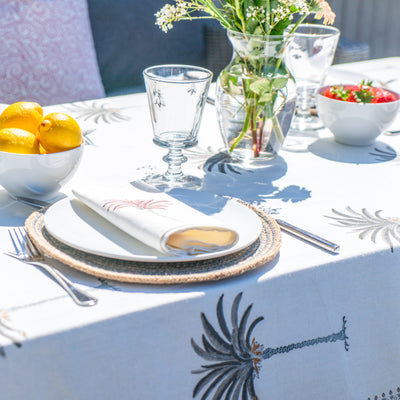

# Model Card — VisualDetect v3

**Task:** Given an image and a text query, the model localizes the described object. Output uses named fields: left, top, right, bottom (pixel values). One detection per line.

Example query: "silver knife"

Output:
left=276, top=219, right=340, bottom=254
left=14, top=196, right=52, bottom=208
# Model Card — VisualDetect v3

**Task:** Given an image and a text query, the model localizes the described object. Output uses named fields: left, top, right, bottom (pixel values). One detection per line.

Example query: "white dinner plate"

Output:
left=44, top=190, right=262, bottom=262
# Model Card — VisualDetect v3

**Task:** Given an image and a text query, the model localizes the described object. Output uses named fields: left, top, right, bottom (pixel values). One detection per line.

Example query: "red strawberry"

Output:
left=346, top=90, right=358, bottom=102
left=370, top=88, right=398, bottom=103
left=323, top=87, right=337, bottom=99
left=324, top=82, right=398, bottom=103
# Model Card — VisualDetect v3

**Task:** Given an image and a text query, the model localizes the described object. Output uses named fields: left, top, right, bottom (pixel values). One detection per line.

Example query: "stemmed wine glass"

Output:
left=143, top=64, right=212, bottom=191
left=285, top=24, right=340, bottom=131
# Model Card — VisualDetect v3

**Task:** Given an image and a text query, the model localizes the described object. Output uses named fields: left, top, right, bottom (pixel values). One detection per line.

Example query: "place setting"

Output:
left=1, top=59, right=350, bottom=290
left=0, top=65, right=283, bottom=287
left=2, top=1, right=400, bottom=398
left=3, top=17, right=385, bottom=295
left=0, top=2, right=395, bottom=297
left=24, top=183, right=281, bottom=285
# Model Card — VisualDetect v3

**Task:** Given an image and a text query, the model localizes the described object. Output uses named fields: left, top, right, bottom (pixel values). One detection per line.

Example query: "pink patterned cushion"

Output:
left=0, top=0, right=105, bottom=106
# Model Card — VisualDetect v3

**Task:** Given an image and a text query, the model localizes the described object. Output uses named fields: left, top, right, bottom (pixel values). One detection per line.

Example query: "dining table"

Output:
left=0, top=56, right=399, bottom=400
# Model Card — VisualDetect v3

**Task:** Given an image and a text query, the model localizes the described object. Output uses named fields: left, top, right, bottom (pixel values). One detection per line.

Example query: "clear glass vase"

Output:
left=216, top=30, right=297, bottom=164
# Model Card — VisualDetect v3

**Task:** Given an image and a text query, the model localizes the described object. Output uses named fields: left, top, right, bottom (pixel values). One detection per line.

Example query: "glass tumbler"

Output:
left=285, top=24, right=340, bottom=131
left=143, top=64, right=212, bottom=190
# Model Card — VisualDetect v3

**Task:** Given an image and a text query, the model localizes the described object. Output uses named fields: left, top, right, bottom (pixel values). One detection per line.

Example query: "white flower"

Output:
left=154, top=0, right=335, bottom=33
left=155, top=0, right=190, bottom=32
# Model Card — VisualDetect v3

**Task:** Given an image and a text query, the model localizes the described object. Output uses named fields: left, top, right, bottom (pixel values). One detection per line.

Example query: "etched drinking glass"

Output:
left=143, top=65, right=212, bottom=190
left=285, top=24, right=340, bottom=131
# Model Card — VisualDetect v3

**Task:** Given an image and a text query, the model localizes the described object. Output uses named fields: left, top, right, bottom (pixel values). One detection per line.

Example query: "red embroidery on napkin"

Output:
left=102, top=199, right=171, bottom=212
left=0, top=309, right=9, bottom=321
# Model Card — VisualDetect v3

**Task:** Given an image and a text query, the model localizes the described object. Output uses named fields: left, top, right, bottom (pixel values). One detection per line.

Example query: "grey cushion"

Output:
left=203, top=25, right=232, bottom=79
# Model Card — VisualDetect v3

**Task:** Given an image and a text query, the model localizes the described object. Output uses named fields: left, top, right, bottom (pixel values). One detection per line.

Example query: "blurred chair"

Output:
left=203, top=24, right=232, bottom=80
left=84, top=1, right=391, bottom=96
left=333, top=37, right=370, bottom=64
left=329, top=0, right=400, bottom=60
left=87, top=0, right=211, bottom=96
left=0, top=0, right=105, bottom=106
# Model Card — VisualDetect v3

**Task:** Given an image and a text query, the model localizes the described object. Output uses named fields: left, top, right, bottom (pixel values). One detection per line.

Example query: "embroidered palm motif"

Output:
left=191, top=293, right=349, bottom=399
left=62, top=101, right=131, bottom=124
left=0, top=309, right=26, bottom=357
left=327, top=207, right=400, bottom=252
left=102, top=199, right=171, bottom=212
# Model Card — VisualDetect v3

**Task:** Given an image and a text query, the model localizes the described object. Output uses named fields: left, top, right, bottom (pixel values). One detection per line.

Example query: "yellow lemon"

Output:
left=0, top=102, right=43, bottom=135
left=38, top=113, right=82, bottom=153
left=39, top=144, right=48, bottom=154
left=0, top=128, right=40, bottom=154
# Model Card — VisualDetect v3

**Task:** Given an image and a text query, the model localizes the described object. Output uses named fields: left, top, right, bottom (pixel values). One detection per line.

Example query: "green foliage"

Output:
left=353, top=88, right=375, bottom=103
left=155, top=0, right=334, bottom=157
left=272, top=76, right=288, bottom=89
left=249, top=78, right=272, bottom=95
left=331, top=85, right=351, bottom=101
left=155, top=0, right=334, bottom=35
left=330, top=82, right=376, bottom=103
left=270, top=19, right=292, bottom=35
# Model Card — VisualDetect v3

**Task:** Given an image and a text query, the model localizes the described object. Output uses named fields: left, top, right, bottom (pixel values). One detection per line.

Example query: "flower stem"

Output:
left=250, top=107, right=258, bottom=157
left=271, top=114, right=285, bottom=145
left=229, top=105, right=251, bottom=152
left=257, top=115, right=266, bottom=151
left=288, top=14, right=308, bottom=35
left=201, top=0, right=232, bottom=28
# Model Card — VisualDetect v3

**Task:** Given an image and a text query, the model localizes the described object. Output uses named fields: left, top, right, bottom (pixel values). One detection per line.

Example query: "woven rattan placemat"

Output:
left=25, top=201, right=281, bottom=285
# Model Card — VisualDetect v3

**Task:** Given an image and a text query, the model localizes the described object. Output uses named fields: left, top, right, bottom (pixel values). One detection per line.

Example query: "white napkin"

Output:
left=72, top=184, right=238, bottom=256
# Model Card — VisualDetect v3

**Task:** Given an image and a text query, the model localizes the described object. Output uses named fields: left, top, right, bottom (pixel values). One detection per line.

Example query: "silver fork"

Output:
left=6, top=228, right=97, bottom=307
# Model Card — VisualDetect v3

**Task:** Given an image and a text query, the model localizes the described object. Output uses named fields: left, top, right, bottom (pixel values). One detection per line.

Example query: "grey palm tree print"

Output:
left=367, top=386, right=400, bottom=400
left=62, top=101, right=131, bottom=124
left=191, top=293, right=349, bottom=399
left=327, top=207, right=400, bottom=252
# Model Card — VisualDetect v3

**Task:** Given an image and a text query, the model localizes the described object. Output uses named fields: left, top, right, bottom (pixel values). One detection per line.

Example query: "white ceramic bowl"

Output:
left=0, top=145, right=84, bottom=201
left=316, top=86, right=400, bottom=146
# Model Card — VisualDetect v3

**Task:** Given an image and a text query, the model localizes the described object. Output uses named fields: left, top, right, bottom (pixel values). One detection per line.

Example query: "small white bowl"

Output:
left=0, top=145, right=84, bottom=201
left=317, top=86, right=400, bottom=146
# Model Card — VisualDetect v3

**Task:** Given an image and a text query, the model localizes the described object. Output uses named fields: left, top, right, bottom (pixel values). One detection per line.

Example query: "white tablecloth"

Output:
left=0, top=58, right=399, bottom=400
